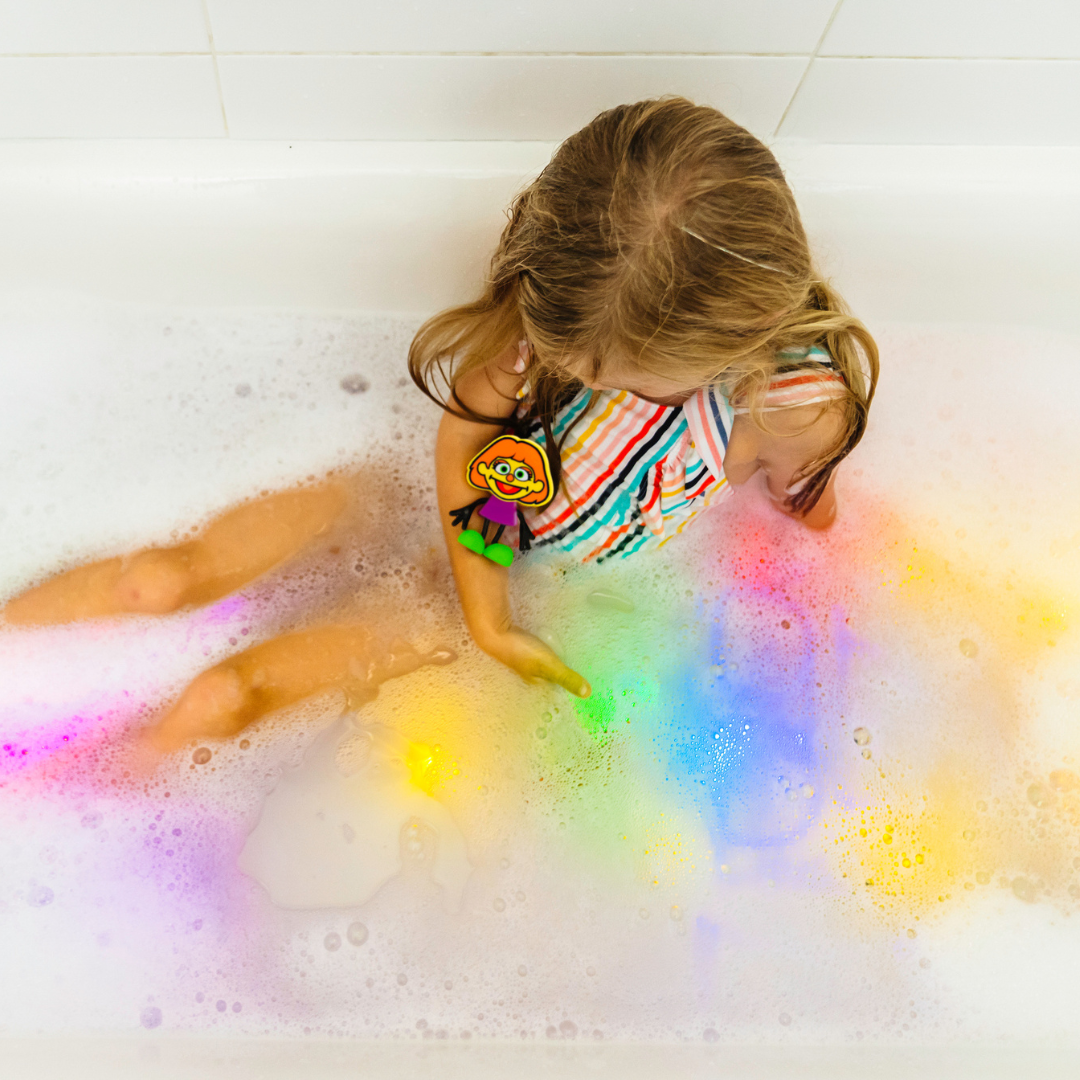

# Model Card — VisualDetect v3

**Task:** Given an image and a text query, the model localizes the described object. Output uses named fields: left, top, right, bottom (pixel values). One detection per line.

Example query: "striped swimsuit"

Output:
left=520, top=347, right=843, bottom=563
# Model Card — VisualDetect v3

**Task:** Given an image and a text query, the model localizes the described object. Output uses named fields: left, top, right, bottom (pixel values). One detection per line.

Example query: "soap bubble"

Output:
left=853, top=728, right=871, bottom=746
left=27, top=884, right=54, bottom=907
left=493, top=898, right=506, bottom=912
left=347, top=922, right=368, bottom=946
left=324, top=932, right=342, bottom=952
left=958, top=639, right=978, bottom=658
left=1011, top=877, right=1038, bottom=903
left=140, top=1006, right=162, bottom=1029
left=192, top=747, right=211, bottom=765
left=779, top=1013, right=792, bottom=1026
left=1050, top=770, right=1080, bottom=792
left=703, top=1028, right=719, bottom=1043
left=586, top=590, right=635, bottom=614
left=559, top=1020, right=578, bottom=1039
left=340, top=374, right=370, bottom=394
left=1027, top=784, right=1051, bottom=808
left=399, top=818, right=436, bottom=866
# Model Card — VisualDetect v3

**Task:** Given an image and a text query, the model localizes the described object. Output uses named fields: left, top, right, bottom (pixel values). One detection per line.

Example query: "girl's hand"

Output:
left=475, top=624, right=591, bottom=698
left=723, top=403, right=845, bottom=527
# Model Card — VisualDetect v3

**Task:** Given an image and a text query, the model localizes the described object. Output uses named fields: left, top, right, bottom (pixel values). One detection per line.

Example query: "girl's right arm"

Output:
left=435, top=347, right=590, bottom=698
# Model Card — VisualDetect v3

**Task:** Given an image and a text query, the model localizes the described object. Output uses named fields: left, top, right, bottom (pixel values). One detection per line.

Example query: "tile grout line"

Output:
left=772, top=0, right=846, bottom=139
left=0, top=50, right=1077, bottom=60
left=201, top=0, right=229, bottom=137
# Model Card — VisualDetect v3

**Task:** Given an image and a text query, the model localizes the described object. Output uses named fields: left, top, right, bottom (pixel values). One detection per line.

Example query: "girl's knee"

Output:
left=113, top=550, right=194, bottom=613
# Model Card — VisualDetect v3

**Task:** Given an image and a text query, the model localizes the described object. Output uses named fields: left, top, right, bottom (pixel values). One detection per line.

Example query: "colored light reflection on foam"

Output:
left=3, top=493, right=1079, bottom=937
left=0, top=591, right=257, bottom=780
left=509, top=494, right=1080, bottom=925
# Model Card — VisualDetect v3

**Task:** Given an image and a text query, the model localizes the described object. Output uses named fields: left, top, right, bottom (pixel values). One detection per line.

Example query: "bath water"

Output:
left=1, top=300, right=1079, bottom=1044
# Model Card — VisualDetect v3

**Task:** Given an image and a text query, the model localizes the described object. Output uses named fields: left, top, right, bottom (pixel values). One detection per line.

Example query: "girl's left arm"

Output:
left=721, top=402, right=846, bottom=530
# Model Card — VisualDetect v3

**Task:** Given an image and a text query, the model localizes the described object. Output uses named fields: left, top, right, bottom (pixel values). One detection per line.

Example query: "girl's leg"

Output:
left=3, top=482, right=348, bottom=625
left=147, top=625, right=453, bottom=752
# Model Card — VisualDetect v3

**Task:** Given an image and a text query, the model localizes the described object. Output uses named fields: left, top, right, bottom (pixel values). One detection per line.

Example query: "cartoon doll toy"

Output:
left=449, top=434, right=554, bottom=566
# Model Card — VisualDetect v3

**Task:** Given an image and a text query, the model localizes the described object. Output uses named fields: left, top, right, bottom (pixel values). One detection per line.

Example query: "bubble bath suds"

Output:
left=1, top=303, right=1079, bottom=1043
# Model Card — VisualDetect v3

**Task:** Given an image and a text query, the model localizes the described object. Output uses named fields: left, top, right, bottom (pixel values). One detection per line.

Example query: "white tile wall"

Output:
left=0, top=0, right=1079, bottom=144
left=0, top=0, right=209, bottom=54
left=0, top=58, right=224, bottom=138
left=821, top=0, right=1080, bottom=59
left=779, top=58, right=1080, bottom=144
left=206, top=0, right=837, bottom=55
left=218, top=55, right=804, bottom=141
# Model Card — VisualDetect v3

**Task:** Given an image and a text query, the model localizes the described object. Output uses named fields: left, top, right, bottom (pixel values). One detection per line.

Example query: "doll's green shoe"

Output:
left=482, top=542, right=514, bottom=567
left=457, top=529, right=486, bottom=554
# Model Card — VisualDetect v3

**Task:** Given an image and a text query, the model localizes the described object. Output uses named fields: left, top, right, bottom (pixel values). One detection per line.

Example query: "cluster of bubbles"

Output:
left=5, top=311, right=1080, bottom=1045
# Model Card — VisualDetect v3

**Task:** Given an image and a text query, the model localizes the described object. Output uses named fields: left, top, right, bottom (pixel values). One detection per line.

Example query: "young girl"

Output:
left=411, top=97, right=877, bottom=701
left=3, top=97, right=876, bottom=747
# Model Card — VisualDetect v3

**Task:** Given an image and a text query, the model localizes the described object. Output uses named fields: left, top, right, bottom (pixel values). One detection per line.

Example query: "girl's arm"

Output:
left=722, top=402, right=846, bottom=530
left=435, top=347, right=591, bottom=698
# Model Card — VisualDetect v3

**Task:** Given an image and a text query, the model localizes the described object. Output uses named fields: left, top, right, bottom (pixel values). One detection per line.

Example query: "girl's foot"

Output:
left=149, top=666, right=256, bottom=752
left=144, top=627, right=457, bottom=755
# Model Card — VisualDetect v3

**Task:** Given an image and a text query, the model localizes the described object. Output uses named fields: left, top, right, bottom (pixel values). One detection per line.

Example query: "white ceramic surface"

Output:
left=821, top=0, right=1080, bottom=58
left=0, top=57, right=224, bottom=138
left=203, top=0, right=838, bottom=55
left=778, top=57, right=1080, bottom=144
left=216, top=54, right=805, bottom=141
left=0, top=0, right=210, bottom=55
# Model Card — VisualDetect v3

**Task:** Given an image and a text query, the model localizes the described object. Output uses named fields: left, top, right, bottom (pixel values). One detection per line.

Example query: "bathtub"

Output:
left=2, top=139, right=1080, bottom=1079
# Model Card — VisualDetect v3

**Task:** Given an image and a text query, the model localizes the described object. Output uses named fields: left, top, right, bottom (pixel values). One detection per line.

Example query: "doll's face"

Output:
left=476, top=457, right=544, bottom=501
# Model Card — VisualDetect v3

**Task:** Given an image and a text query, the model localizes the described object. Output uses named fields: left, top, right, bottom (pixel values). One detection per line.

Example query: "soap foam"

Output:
left=1, top=303, right=1079, bottom=1043
left=239, top=715, right=470, bottom=911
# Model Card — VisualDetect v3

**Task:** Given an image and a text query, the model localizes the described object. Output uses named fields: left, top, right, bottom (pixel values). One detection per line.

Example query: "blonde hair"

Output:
left=409, top=96, right=878, bottom=513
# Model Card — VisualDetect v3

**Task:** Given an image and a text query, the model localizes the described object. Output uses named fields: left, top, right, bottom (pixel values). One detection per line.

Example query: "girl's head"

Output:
left=411, top=96, right=878, bottom=511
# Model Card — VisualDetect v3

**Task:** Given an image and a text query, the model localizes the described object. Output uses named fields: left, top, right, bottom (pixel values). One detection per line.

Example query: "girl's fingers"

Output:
left=488, top=628, right=592, bottom=698
left=540, top=654, right=591, bottom=698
